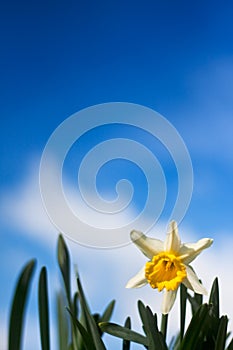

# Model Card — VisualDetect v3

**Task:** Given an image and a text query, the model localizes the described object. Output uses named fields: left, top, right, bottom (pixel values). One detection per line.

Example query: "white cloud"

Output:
left=0, top=161, right=58, bottom=247
left=1, top=159, right=142, bottom=249
left=1, top=162, right=233, bottom=348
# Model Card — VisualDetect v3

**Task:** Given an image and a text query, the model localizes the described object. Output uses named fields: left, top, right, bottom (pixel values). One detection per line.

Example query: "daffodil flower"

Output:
left=126, top=221, right=213, bottom=314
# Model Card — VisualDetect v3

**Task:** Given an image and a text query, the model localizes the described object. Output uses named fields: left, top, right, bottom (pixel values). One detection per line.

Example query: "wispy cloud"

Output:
left=1, top=163, right=58, bottom=246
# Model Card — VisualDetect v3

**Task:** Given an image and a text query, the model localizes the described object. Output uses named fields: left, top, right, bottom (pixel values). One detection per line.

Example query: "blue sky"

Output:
left=1, top=1, right=233, bottom=349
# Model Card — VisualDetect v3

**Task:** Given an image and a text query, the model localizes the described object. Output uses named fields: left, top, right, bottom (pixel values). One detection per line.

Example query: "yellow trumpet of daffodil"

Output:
left=126, top=220, right=213, bottom=314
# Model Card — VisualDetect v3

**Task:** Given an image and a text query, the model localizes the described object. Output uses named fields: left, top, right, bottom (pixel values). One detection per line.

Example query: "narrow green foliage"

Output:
left=57, top=235, right=71, bottom=302
left=209, top=277, right=220, bottom=319
left=123, top=317, right=131, bottom=350
left=57, top=235, right=78, bottom=350
left=215, top=316, right=228, bottom=350
left=38, top=267, right=50, bottom=350
left=100, top=300, right=116, bottom=323
left=187, top=291, right=203, bottom=315
left=8, top=259, right=36, bottom=350
left=99, top=322, right=148, bottom=346
left=179, top=303, right=211, bottom=350
left=56, top=293, right=69, bottom=350
left=97, top=299, right=116, bottom=338
left=73, top=292, right=79, bottom=319
left=184, top=278, right=231, bottom=350
left=138, top=300, right=167, bottom=350
left=67, top=308, right=96, bottom=350
left=77, top=277, right=106, bottom=350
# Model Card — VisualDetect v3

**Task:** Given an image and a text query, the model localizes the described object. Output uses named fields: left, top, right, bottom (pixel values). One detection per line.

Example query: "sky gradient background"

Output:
left=1, top=1, right=233, bottom=349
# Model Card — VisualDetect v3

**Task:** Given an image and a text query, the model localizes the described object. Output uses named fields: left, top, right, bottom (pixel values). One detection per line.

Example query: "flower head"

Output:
left=126, top=221, right=213, bottom=314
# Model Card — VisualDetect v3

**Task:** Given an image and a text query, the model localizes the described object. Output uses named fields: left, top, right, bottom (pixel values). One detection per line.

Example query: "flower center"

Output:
left=145, top=252, right=186, bottom=291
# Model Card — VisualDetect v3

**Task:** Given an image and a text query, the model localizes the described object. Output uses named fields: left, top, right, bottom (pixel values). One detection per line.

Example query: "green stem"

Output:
left=180, top=284, right=187, bottom=343
left=161, top=313, right=168, bottom=341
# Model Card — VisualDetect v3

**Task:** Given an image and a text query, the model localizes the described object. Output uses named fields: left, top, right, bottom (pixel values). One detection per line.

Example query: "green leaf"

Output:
left=187, top=291, right=203, bottom=315
left=99, top=322, right=148, bottom=346
left=57, top=235, right=78, bottom=350
left=67, top=308, right=96, bottom=350
left=179, top=303, right=211, bottom=350
left=95, top=300, right=116, bottom=338
left=100, top=300, right=116, bottom=323
left=56, top=293, right=69, bottom=350
left=123, top=317, right=131, bottom=350
left=209, top=278, right=220, bottom=319
left=57, top=235, right=71, bottom=303
left=38, top=267, right=50, bottom=350
left=77, top=277, right=106, bottom=350
left=73, top=291, right=79, bottom=319
left=8, top=259, right=36, bottom=350
left=215, top=316, right=228, bottom=350
left=138, top=300, right=167, bottom=350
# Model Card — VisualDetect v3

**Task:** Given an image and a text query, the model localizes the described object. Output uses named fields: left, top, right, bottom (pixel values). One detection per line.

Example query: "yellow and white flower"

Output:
left=126, top=221, right=213, bottom=314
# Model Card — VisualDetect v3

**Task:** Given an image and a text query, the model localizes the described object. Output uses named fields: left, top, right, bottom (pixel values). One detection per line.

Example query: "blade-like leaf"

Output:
left=138, top=301, right=167, bottom=350
left=8, top=259, right=36, bottom=350
left=209, top=277, right=219, bottom=319
left=38, top=267, right=50, bottom=350
left=99, top=322, right=148, bottom=346
left=73, top=291, right=79, bottom=319
left=187, top=291, right=203, bottom=315
left=180, top=304, right=210, bottom=350
left=123, top=317, right=131, bottom=350
left=57, top=235, right=78, bottom=350
left=56, top=293, right=69, bottom=350
left=215, top=316, right=228, bottom=350
left=77, top=277, right=106, bottom=350
left=97, top=300, right=116, bottom=338
left=67, top=308, right=96, bottom=350
left=57, top=235, right=71, bottom=302
left=100, top=300, right=116, bottom=323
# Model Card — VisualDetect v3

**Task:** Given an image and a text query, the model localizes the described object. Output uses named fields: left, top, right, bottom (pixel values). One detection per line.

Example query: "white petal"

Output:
left=179, top=238, right=213, bottom=264
left=164, top=220, right=181, bottom=253
left=184, top=265, right=207, bottom=295
left=130, top=230, right=163, bottom=259
left=162, top=289, right=178, bottom=314
left=125, top=266, right=148, bottom=289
